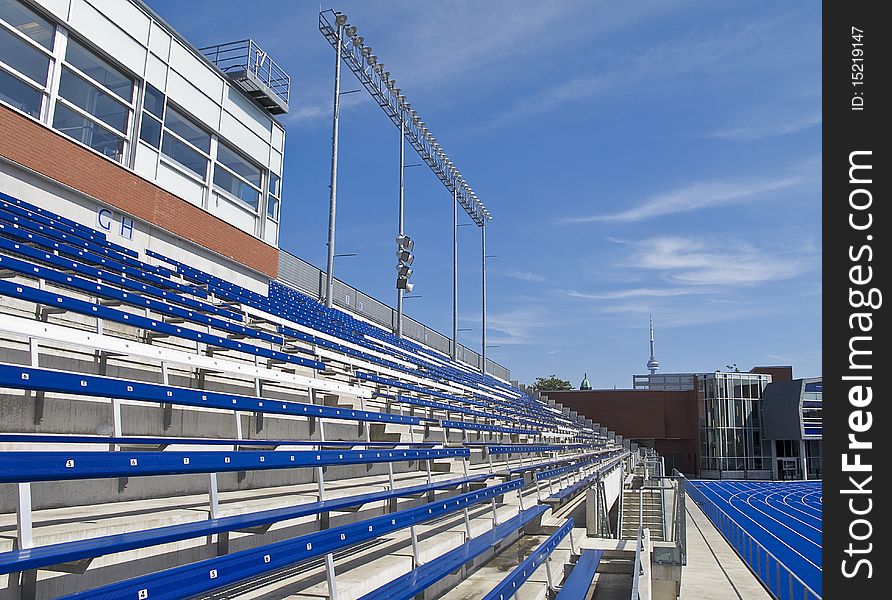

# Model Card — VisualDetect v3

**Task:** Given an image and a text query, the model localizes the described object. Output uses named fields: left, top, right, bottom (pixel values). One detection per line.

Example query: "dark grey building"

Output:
left=762, top=377, right=822, bottom=480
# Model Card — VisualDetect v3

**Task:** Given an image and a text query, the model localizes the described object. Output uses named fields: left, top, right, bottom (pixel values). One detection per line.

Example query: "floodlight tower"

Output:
left=323, top=11, right=349, bottom=308
left=318, top=10, right=494, bottom=366
left=647, top=315, right=660, bottom=375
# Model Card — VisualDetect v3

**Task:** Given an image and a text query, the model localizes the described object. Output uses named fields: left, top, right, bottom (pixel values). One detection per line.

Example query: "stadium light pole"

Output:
left=324, top=12, right=348, bottom=308
left=481, top=223, right=486, bottom=373
left=319, top=10, right=494, bottom=357
left=396, top=114, right=405, bottom=336
left=452, top=188, right=458, bottom=359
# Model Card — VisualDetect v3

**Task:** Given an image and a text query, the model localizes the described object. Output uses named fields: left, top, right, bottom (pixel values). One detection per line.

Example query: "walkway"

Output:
left=680, top=499, right=772, bottom=600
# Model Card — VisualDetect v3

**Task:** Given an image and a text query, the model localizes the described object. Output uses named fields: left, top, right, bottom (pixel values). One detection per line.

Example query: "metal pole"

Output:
left=452, top=188, right=458, bottom=359
left=324, top=24, right=344, bottom=308
left=396, top=116, right=406, bottom=336
left=481, top=223, right=487, bottom=373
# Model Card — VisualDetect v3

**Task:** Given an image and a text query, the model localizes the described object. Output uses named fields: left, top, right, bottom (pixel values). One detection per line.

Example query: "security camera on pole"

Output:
left=396, top=234, right=414, bottom=335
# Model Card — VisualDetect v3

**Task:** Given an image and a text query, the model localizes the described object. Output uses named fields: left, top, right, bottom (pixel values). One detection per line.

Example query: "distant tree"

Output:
left=532, top=374, right=572, bottom=391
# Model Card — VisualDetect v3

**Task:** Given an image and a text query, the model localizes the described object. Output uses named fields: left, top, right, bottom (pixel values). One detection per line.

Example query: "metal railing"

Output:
left=683, top=479, right=820, bottom=600
left=200, top=39, right=291, bottom=108
left=277, top=250, right=511, bottom=380
left=630, top=491, right=652, bottom=600
left=631, top=525, right=644, bottom=599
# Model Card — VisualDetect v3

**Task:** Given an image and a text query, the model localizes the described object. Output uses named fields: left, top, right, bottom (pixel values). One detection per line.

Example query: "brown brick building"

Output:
left=545, top=388, right=699, bottom=475
left=546, top=366, right=797, bottom=478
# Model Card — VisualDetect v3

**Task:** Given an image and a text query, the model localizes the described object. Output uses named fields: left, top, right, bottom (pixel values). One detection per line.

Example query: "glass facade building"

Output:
left=697, top=371, right=773, bottom=479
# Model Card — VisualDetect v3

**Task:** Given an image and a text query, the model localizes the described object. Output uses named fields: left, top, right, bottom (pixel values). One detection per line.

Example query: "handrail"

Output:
left=630, top=492, right=644, bottom=599
left=199, top=38, right=290, bottom=105
left=682, top=479, right=820, bottom=600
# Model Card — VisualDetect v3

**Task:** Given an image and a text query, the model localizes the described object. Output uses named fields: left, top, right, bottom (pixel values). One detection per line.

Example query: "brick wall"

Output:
left=547, top=388, right=700, bottom=475
left=0, top=106, right=278, bottom=278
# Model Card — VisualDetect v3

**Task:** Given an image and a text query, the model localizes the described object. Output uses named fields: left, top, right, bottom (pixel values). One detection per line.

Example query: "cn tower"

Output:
left=647, top=315, right=660, bottom=375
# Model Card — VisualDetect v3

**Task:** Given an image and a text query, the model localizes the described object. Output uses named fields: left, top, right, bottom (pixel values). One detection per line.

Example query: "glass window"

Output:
left=267, top=195, right=279, bottom=220
left=214, top=166, right=259, bottom=208
left=213, top=141, right=262, bottom=209
left=0, top=25, right=49, bottom=83
left=161, top=134, right=207, bottom=178
left=0, top=0, right=54, bottom=49
left=139, top=113, right=161, bottom=148
left=0, top=67, right=40, bottom=116
left=267, top=172, right=281, bottom=219
left=217, top=142, right=260, bottom=187
left=52, top=102, right=124, bottom=160
left=58, top=67, right=129, bottom=132
left=64, top=38, right=132, bottom=101
left=164, top=106, right=210, bottom=153
left=143, top=83, right=164, bottom=119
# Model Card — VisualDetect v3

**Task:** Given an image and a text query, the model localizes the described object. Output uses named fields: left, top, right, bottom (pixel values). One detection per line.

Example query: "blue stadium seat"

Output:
left=555, top=549, right=603, bottom=599
left=358, top=505, right=549, bottom=600
left=55, top=479, right=524, bottom=599
left=0, top=447, right=468, bottom=483
left=482, top=517, right=575, bottom=600
left=0, top=363, right=423, bottom=428
left=0, top=472, right=491, bottom=575
left=0, top=280, right=324, bottom=370
left=0, top=189, right=628, bottom=599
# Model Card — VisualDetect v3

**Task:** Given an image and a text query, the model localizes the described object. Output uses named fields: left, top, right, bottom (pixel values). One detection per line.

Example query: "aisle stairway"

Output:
left=619, top=466, right=665, bottom=541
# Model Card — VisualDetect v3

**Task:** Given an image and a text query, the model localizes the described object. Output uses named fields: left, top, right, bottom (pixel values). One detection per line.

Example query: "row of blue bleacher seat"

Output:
left=0, top=214, right=551, bottom=433
left=0, top=191, right=611, bottom=597
left=0, top=470, right=495, bottom=576
left=0, top=234, right=237, bottom=320
left=0, top=363, right=419, bottom=428
left=358, top=504, right=551, bottom=600
left=56, top=478, right=525, bottom=599
left=0, top=447, right=469, bottom=484
left=0, top=278, right=325, bottom=370
left=2, top=200, right=567, bottom=431
left=482, top=517, right=575, bottom=600
left=0, top=192, right=112, bottom=249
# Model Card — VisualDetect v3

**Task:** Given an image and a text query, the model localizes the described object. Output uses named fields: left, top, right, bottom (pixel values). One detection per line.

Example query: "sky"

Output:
left=146, top=0, right=822, bottom=388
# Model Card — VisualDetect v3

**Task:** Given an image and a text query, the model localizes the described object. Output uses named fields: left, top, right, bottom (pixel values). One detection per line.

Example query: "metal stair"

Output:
left=620, top=463, right=666, bottom=541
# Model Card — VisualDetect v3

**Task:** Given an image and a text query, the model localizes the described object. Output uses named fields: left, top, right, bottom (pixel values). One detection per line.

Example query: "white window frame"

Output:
left=159, top=104, right=212, bottom=184
left=212, top=140, right=263, bottom=214
left=266, top=171, right=282, bottom=222
left=0, top=15, right=54, bottom=120
left=51, top=35, right=136, bottom=164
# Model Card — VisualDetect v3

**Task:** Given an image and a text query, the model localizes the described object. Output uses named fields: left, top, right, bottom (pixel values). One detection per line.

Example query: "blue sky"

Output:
left=147, top=0, right=822, bottom=388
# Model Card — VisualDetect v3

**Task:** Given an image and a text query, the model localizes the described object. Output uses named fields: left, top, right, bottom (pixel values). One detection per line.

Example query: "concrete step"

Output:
left=368, top=423, right=402, bottom=443
left=597, top=558, right=636, bottom=575
left=430, top=461, right=455, bottom=473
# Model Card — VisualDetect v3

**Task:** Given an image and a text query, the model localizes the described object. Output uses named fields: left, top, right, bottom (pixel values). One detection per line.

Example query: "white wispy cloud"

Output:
left=461, top=306, right=558, bottom=346
left=373, top=0, right=694, bottom=88
left=707, top=111, right=821, bottom=142
left=282, top=0, right=692, bottom=126
left=282, top=104, right=327, bottom=125
left=488, top=16, right=786, bottom=128
left=559, top=173, right=805, bottom=224
left=562, top=287, right=704, bottom=300
left=597, top=300, right=774, bottom=328
left=500, top=269, right=546, bottom=283
left=632, top=236, right=810, bottom=286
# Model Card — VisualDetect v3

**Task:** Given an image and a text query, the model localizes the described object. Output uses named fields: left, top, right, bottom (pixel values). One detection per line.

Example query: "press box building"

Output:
left=0, top=0, right=286, bottom=288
